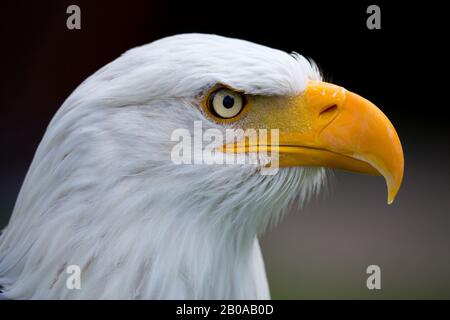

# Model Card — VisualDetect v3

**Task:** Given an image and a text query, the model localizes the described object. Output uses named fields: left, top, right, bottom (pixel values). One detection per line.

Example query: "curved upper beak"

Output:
left=222, top=81, right=404, bottom=204
left=277, top=81, right=404, bottom=203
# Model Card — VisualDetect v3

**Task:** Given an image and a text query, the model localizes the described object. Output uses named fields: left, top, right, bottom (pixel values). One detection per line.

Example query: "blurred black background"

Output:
left=0, top=0, right=448, bottom=298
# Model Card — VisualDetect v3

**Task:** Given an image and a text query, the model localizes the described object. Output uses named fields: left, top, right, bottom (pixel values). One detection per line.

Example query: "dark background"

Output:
left=0, top=0, right=448, bottom=298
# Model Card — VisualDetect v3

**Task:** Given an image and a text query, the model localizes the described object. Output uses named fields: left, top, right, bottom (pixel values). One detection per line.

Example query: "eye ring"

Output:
left=208, top=88, right=246, bottom=119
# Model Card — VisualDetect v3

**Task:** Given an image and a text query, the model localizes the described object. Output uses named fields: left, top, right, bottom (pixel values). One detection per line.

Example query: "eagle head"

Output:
left=0, top=34, right=403, bottom=299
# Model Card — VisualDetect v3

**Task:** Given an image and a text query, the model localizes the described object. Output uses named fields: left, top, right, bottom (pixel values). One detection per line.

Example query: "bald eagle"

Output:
left=0, top=34, right=403, bottom=299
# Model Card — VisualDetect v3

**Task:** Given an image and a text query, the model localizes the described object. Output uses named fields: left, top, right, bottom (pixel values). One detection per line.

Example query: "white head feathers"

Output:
left=0, top=34, right=326, bottom=299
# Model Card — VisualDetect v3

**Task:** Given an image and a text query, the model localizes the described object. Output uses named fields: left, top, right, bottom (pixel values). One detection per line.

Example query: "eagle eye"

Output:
left=208, top=88, right=245, bottom=119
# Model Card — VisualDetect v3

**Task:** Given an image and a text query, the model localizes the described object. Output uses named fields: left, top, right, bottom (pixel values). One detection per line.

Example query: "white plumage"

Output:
left=0, top=34, right=328, bottom=299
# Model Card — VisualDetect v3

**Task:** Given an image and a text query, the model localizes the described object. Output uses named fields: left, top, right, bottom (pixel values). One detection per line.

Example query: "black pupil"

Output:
left=222, top=95, right=235, bottom=109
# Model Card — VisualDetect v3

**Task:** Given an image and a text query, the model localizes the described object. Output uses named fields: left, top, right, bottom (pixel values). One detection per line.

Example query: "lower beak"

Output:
left=223, top=81, right=404, bottom=204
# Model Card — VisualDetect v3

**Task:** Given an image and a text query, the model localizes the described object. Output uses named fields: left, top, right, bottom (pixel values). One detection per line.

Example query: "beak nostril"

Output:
left=319, top=104, right=338, bottom=117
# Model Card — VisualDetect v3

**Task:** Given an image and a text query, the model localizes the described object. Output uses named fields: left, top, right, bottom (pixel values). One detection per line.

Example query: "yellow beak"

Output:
left=223, top=81, right=404, bottom=204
